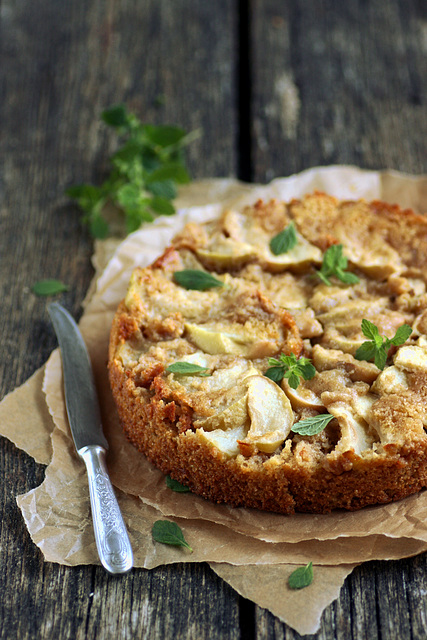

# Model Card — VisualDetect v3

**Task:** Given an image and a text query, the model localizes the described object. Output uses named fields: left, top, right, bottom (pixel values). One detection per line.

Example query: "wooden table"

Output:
left=1, top=1, right=426, bottom=637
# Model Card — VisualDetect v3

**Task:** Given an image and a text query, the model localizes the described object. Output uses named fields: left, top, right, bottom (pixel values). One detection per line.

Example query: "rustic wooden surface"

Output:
left=0, top=0, right=426, bottom=637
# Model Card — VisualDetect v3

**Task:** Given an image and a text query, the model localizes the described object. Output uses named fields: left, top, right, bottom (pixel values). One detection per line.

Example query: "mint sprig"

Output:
left=355, top=320, right=412, bottom=370
left=265, top=353, right=316, bottom=389
left=66, top=104, right=199, bottom=237
left=316, top=244, right=360, bottom=286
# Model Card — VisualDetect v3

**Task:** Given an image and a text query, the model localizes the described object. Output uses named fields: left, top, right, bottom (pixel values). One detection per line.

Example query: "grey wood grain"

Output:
left=0, top=1, right=240, bottom=639
left=251, top=0, right=427, bottom=182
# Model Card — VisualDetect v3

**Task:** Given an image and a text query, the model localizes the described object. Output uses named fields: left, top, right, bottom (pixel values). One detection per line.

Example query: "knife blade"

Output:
left=48, top=302, right=133, bottom=574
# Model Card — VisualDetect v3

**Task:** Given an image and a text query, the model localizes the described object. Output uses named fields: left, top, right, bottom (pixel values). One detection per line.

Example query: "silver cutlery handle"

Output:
left=78, top=445, right=133, bottom=574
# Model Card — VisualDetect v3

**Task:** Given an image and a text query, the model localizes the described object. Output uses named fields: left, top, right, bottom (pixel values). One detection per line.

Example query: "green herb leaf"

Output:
left=143, top=124, right=187, bottom=147
left=149, top=196, right=176, bottom=216
left=67, top=105, right=197, bottom=237
left=265, top=353, right=316, bottom=389
left=89, top=215, right=110, bottom=239
left=146, top=179, right=177, bottom=200
left=166, top=475, right=191, bottom=493
left=152, top=520, right=192, bottom=551
left=263, top=366, right=286, bottom=383
left=373, top=347, right=388, bottom=371
left=360, top=318, right=382, bottom=343
left=353, top=341, right=377, bottom=364
left=101, top=104, right=130, bottom=129
left=291, top=413, right=335, bottom=436
left=288, top=562, right=314, bottom=589
left=166, top=362, right=210, bottom=376
left=146, top=162, right=190, bottom=185
left=269, top=221, right=298, bottom=255
left=173, top=270, right=225, bottom=291
left=355, top=320, right=412, bottom=370
left=390, top=324, right=413, bottom=346
left=316, top=244, right=359, bottom=286
left=31, top=279, right=69, bottom=296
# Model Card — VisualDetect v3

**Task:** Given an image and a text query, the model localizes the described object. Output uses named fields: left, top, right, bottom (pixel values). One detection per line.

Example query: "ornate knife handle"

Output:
left=79, top=445, right=133, bottom=574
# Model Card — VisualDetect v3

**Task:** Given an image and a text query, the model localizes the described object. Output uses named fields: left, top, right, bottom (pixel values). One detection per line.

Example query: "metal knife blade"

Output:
left=48, top=302, right=133, bottom=574
left=48, top=302, right=107, bottom=451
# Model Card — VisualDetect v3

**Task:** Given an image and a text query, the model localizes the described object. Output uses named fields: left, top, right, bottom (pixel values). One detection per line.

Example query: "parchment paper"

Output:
left=3, top=166, right=427, bottom=635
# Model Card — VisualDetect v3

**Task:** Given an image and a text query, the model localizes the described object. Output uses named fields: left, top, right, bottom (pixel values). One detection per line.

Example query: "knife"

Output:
left=48, top=302, right=133, bottom=574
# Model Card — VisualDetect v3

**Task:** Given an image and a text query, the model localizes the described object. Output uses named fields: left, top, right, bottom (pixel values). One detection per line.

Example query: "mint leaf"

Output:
left=166, top=476, right=191, bottom=493
left=297, top=360, right=317, bottom=379
left=173, top=270, right=224, bottom=291
left=265, top=353, right=316, bottom=388
left=264, top=366, right=287, bottom=383
left=149, top=196, right=176, bottom=216
left=288, top=562, right=314, bottom=589
left=361, top=319, right=381, bottom=342
left=31, top=279, right=69, bottom=296
left=166, top=362, right=210, bottom=376
left=353, top=341, right=377, bottom=363
left=152, top=520, right=192, bottom=551
left=390, top=324, right=412, bottom=346
left=269, top=222, right=298, bottom=255
left=374, top=347, right=388, bottom=371
left=287, top=371, right=301, bottom=389
left=146, top=162, right=190, bottom=184
left=335, top=269, right=360, bottom=285
left=143, top=124, right=187, bottom=147
left=146, top=179, right=177, bottom=200
left=89, top=215, right=110, bottom=239
left=101, top=104, right=130, bottom=129
left=316, top=244, right=359, bottom=286
left=291, top=414, right=335, bottom=436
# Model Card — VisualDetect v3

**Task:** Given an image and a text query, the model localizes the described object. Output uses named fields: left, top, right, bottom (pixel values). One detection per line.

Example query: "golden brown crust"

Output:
left=109, top=336, right=427, bottom=513
left=108, top=194, right=427, bottom=514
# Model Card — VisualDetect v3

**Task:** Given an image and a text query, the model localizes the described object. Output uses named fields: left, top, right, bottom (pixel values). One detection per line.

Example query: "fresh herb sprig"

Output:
left=152, top=520, right=192, bottom=552
left=270, top=221, right=298, bottom=255
left=288, top=562, right=314, bottom=589
left=66, top=104, right=199, bottom=238
left=355, top=320, right=412, bottom=370
left=316, top=244, right=360, bottom=286
left=265, top=353, right=316, bottom=389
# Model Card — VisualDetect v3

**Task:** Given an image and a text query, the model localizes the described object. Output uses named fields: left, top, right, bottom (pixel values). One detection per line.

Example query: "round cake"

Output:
left=108, top=193, right=427, bottom=514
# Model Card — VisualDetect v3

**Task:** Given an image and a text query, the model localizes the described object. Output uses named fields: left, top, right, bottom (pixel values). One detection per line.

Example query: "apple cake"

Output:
left=108, top=193, right=427, bottom=514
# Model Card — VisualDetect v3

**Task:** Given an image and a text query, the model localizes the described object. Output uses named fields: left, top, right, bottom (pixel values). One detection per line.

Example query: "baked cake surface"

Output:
left=108, top=193, right=427, bottom=514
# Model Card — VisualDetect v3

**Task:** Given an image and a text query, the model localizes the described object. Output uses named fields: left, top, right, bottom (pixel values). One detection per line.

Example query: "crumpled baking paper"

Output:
left=2, top=166, right=427, bottom=635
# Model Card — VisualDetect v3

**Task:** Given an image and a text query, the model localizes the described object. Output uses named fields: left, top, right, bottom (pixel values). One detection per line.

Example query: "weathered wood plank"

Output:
left=9, top=562, right=239, bottom=640
left=0, top=1, right=240, bottom=638
left=251, top=0, right=427, bottom=183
